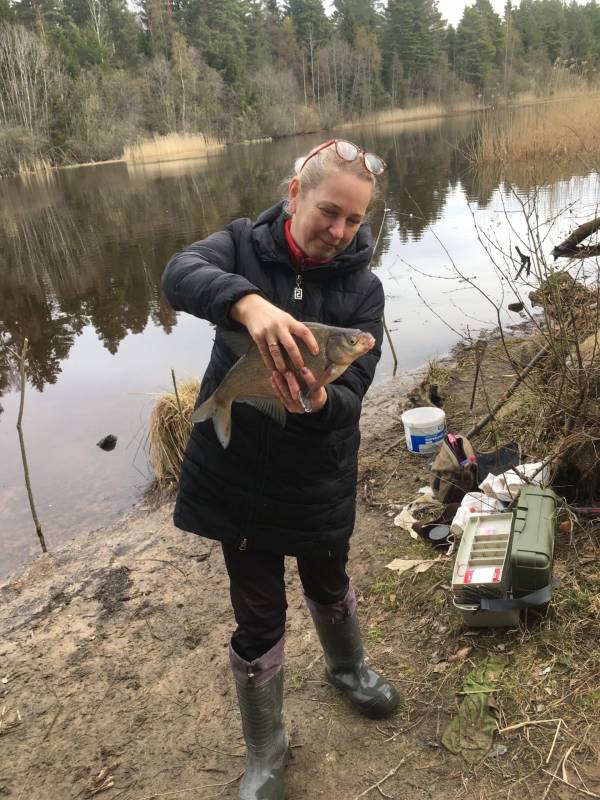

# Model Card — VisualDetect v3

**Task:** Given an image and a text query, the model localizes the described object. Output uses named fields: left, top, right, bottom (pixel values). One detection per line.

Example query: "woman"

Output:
left=162, top=140, right=399, bottom=800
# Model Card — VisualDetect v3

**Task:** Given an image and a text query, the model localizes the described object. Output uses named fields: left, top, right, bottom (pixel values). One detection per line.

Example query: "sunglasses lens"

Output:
left=336, top=140, right=360, bottom=162
left=364, top=152, right=385, bottom=175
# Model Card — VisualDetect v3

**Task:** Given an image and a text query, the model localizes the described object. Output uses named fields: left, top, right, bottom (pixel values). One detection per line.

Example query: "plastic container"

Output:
left=401, top=406, right=446, bottom=454
left=511, top=486, right=556, bottom=595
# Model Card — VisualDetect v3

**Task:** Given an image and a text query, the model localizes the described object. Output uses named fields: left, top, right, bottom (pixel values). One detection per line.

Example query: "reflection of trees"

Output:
left=3, top=120, right=590, bottom=399
left=0, top=155, right=251, bottom=396
left=461, top=159, right=594, bottom=207
left=378, top=122, right=463, bottom=242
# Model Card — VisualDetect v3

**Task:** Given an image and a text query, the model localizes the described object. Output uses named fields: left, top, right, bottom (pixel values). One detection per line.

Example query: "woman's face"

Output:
left=288, top=171, right=373, bottom=261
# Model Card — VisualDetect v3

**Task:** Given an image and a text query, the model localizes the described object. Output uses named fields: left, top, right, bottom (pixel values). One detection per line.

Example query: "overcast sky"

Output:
left=436, top=0, right=506, bottom=27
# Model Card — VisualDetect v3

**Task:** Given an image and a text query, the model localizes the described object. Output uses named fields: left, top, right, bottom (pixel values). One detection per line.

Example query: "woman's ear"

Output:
left=287, top=177, right=299, bottom=214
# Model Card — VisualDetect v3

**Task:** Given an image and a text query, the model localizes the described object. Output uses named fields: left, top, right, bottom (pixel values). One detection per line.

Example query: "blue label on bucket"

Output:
left=410, top=427, right=445, bottom=453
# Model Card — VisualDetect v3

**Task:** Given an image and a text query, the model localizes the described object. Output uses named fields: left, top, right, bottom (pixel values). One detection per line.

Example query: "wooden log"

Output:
left=552, top=216, right=600, bottom=260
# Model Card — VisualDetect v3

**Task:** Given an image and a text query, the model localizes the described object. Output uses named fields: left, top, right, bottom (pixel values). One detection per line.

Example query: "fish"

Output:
left=192, top=322, right=375, bottom=448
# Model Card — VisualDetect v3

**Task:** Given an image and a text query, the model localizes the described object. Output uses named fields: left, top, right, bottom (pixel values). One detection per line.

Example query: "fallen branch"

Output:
left=552, top=216, right=600, bottom=260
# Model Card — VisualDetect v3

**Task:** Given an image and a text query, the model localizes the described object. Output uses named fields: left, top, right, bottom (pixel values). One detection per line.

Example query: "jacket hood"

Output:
left=251, top=201, right=374, bottom=275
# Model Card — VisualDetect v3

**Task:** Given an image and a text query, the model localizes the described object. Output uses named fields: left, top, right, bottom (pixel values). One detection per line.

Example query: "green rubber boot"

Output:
left=229, top=638, right=289, bottom=800
left=306, top=586, right=400, bottom=719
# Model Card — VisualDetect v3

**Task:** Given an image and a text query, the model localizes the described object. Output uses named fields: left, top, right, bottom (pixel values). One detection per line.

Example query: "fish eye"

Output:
left=349, top=337, right=357, bottom=345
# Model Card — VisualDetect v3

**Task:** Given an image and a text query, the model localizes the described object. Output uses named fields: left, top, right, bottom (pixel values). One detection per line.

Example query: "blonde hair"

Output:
left=288, top=142, right=376, bottom=196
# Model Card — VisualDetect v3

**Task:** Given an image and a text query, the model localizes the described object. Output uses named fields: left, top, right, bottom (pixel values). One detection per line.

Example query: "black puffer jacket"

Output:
left=161, top=202, right=384, bottom=557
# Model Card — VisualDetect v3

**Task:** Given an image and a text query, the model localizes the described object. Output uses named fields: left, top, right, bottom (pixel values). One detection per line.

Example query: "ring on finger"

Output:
left=267, top=342, right=280, bottom=349
left=298, top=391, right=313, bottom=414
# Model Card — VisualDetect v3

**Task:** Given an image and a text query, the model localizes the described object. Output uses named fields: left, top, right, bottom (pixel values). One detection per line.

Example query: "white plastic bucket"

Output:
left=401, top=406, right=446, bottom=455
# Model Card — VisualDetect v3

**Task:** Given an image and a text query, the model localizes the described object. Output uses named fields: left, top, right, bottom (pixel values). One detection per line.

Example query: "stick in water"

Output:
left=12, top=339, right=47, bottom=553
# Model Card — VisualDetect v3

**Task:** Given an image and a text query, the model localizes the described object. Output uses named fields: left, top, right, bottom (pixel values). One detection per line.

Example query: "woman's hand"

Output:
left=231, top=294, right=319, bottom=373
left=270, top=368, right=328, bottom=415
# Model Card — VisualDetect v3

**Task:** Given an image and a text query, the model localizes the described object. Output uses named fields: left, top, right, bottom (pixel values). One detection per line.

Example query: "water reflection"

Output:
left=0, top=114, right=597, bottom=577
left=2, top=119, right=594, bottom=398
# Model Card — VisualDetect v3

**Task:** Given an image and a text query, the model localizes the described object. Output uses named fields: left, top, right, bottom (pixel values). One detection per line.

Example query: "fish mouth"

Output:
left=358, top=332, right=376, bottom=352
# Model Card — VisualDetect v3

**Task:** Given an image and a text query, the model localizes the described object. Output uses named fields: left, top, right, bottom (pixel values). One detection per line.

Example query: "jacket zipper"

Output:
left=293, top=272, right=303, bottom=301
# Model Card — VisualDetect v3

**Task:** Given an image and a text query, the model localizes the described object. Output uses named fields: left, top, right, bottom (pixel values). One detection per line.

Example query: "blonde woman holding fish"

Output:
left=162, top=140, right=399, bottom=800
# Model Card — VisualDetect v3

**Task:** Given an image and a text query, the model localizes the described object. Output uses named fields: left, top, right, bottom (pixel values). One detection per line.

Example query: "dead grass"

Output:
left=346, top=101, right=482, bottom=129
left=17, top=154, right=54, bottom=175
left=123, top=132, right=225, bottom=164
left=147, top=378, right=198, bottom=495
left=468, top=92, right=600, bottom=165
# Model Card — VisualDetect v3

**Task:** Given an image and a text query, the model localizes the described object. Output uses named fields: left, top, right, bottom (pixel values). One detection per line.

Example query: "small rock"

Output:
left=97, top=434, right=117, bottom=451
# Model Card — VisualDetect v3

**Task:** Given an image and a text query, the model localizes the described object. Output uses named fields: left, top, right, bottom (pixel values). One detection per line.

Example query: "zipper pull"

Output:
left=293, top=273, right=303, bottom=301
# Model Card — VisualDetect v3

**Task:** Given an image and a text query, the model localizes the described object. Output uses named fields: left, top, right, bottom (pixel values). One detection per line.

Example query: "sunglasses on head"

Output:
left=299, top=139, right=386, bottom=177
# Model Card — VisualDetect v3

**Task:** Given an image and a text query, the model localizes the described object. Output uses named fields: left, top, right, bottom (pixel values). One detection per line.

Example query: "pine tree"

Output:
left=455, top=5, right=496, bottom=91
left=284, top=0, right=330, bottom=48
left=382, top=0, right=446, bottom=101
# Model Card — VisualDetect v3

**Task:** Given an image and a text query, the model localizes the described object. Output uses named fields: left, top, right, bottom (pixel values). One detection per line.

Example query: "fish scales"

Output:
left=192, top=322, right=375, bottom=449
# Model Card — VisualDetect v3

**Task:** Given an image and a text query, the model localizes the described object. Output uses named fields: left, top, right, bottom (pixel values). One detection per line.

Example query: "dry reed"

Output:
left=468, top=92, right=600, bottom=165
left=344, top=100, right=482, bottom=129
left=123, top=132, right=225, bottom=164
left=148, top=378, right=199, bottom=494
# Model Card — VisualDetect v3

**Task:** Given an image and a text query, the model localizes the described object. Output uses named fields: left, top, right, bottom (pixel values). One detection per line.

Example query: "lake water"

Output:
left=1, top=114, right=598, bottom=578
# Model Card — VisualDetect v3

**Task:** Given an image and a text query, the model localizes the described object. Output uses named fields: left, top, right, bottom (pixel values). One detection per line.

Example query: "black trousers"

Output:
left=222, top=543, right=350, bottom=662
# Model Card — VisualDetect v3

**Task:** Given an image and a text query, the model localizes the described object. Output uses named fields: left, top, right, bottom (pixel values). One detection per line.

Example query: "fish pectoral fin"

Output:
left=304, top=363, right=343, bottom=397
left=238, top=396, right=287, bottom=427
left=220, top=328, right=254, bottom=358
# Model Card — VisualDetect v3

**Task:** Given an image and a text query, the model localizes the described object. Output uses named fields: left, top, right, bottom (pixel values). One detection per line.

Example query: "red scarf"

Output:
left=284, top=218, right=330, bottom=271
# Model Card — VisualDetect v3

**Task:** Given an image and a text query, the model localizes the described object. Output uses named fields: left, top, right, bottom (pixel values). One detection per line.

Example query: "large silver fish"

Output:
left=192, top=322, right=375, bottom=448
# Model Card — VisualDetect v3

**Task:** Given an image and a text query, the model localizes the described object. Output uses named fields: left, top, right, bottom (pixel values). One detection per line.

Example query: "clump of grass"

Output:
left=123, top=132, right=225, bottom=164
left=148, top=378, right=199, bottom=494
left=426, top=358, right=452, bottom=388
left=366, top=625, right=383, bottom=644
left=369, top=575, right=398, bottom=599
left=468, top=93, right=600, bottom=165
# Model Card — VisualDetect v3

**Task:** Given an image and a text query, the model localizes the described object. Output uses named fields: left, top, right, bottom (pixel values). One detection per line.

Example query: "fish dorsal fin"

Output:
left=237, top=396, right=287, bottom=427
left=220, top=328, right=254, bottom=358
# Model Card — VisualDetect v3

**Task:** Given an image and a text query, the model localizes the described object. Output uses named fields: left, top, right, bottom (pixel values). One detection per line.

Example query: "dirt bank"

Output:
left=1, top=354, right=598, bottom=800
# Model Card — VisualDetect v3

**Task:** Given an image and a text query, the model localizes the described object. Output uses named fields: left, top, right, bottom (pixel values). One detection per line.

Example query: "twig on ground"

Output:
left=545, top=718, right=563, bottom=765
left=498, top=718, right=563, bottom=734
left=305, top=652, right=323, bottom=672
left=194, top=740, right=245, bottom=759
left=353, top=755, right=412, bottom=800
left=541, top=769, right=600, bottom=798
left=130, top=770, right=245, bottom=800
left=142, top=558, right=188, bottom=580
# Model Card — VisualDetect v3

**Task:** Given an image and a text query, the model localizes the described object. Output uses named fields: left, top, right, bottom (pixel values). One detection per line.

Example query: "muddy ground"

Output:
left=1, top=352, right=599, bottom=800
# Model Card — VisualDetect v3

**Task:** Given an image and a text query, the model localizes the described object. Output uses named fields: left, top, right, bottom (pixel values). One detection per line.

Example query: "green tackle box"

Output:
left=510, top=486, right=557, bottom=596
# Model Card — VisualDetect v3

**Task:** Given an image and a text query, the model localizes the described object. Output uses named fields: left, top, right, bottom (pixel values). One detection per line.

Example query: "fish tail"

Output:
left=191, top=393, right=232, bottom=449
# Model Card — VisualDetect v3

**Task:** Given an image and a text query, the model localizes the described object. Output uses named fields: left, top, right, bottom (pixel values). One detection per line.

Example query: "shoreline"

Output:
left=0, top=366, right=427, bottom=585
left=6, top=89, right=600, bottom=179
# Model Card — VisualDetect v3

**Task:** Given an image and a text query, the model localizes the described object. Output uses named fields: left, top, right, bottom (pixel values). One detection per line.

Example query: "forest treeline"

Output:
left=1, top=0, right=600, bottom=174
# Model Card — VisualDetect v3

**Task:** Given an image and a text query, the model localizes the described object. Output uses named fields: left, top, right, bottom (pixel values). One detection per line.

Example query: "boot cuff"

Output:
left=304, top=583, right=357, bottom=625
left=229, top=635, right=285, bottom=687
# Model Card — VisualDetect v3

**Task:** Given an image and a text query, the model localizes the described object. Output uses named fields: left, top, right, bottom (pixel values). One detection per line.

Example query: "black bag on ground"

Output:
left=430, top=433, right=478, bottom=504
